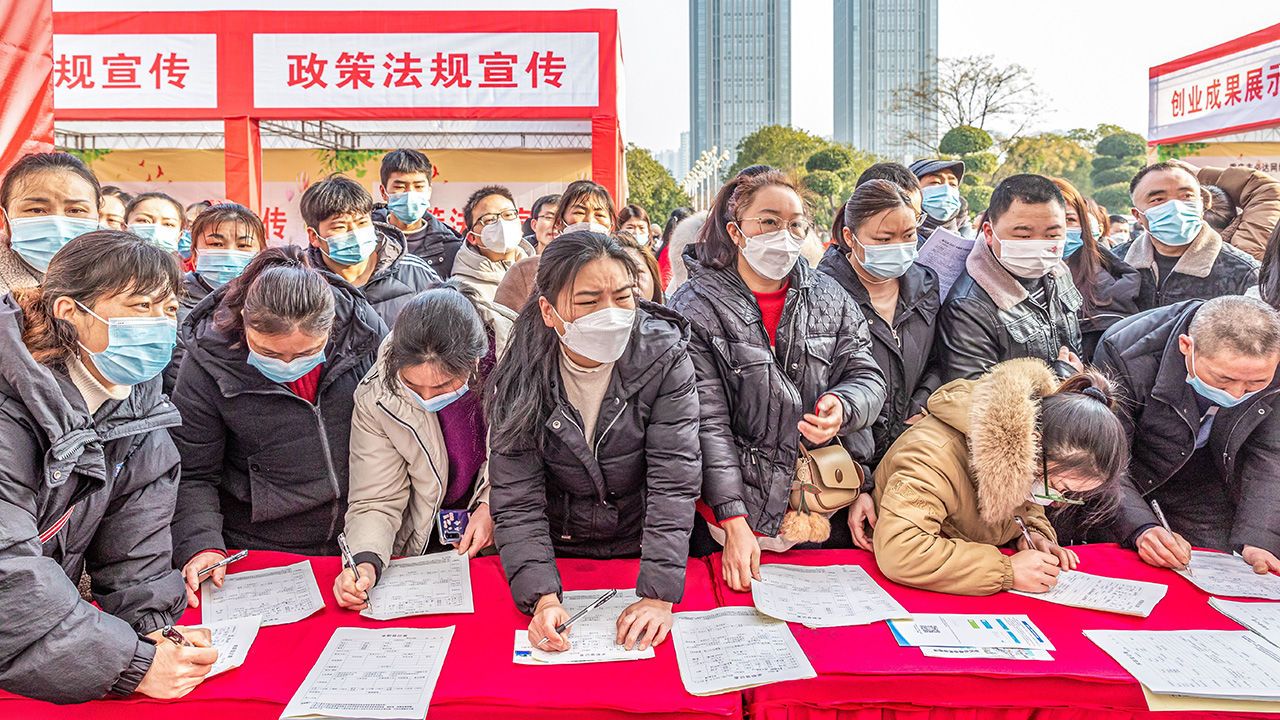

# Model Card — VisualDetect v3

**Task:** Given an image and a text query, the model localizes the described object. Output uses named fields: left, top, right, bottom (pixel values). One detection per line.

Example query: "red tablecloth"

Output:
left=708, top=544, right=1278, bottom=720
left=0, top=551, right=741, bottom=720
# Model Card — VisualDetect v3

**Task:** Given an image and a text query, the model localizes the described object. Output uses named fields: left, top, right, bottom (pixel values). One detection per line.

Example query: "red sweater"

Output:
left=753, top=282, right=789, bottom=346
left=286, top=364, right=324, bottom=404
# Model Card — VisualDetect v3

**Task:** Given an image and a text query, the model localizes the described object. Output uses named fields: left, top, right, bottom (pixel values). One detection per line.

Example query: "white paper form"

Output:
left=920, top=646, right=1053, bottom=661
left=510, top=589, right=655, bottom=665
left=1010, top=570, right=1168, bottom=617
left=888, top=614, right=1055, bottom=651
left=672, top=607, right=816, bottom=696
left=917, top=226, right=975, bottom=299
left=202, top=560, right=325, bottom=626
left=1209, top=598, right=1280, bottom=647
left=360, top=552, right=474, bottom=620
left=280, top=626, right=454, bottom=720
left=1176, top=551, right=1280, bottom=600
left=195, top=615, right=262, bottom=677
left=1085, top=629, right=1280, bottom=702
left=751, top=564, right=909, bottom=628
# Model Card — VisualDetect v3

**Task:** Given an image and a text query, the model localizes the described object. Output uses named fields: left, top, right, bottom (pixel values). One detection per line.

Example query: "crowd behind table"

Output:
left=1, top=146, right=1279, bottom=707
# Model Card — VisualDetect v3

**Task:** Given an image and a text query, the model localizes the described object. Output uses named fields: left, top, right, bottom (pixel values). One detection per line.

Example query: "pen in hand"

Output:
left=337, top=533, right=373, bottom=612
left=160, top=625, right=193, bottom=647
left=1014, top=516, right=1038, bottom=552
left=536, top=589, right=618, bottom=648
left=198, top=549, right=248, bottom=579
left=1149, top=499, right=1192, bottom=575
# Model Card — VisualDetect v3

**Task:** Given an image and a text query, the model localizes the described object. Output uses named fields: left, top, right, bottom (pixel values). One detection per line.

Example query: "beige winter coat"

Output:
left=1197, top=165, right=1280, bottom=262
left=872, top=358, right=1059, bottom=595
left=344, top=298, right=516, bottom=565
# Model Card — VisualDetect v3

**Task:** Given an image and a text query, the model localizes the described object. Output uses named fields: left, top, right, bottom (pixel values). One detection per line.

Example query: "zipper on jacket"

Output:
left=310, top=402, right=344, bottom=545
left=593, top=399, right=627, bottom=458
left=1220, top=389, right=1278, bottom=473
left=376, top=401, right=448, bottom=555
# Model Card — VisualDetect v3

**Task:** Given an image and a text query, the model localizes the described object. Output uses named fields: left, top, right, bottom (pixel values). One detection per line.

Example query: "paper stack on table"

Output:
left=361, top=552, right=474, bottom=620
left=202, top=560, right=325, bottom=626
left=919, top=646, right=1053, bottom=661
left=751, top=564, right=909, bottom=628
left=195, top=615, right=262, bottom=677
left=512, top=589, right=655, bottom=665
left=1175, top=551, right=1280, bottom=599
left=1209, top=598, right=1280, bottom=647
left=1010, top=570, right=1167, bottom=617
left=672, top=607, right=816, bottom=696
left=889, top=614, right=1055, bottom=651
left=280, top=627, right=454, bottom=720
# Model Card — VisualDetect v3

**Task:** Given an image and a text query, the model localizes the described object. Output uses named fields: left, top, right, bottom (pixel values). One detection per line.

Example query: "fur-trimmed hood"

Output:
left=926, top=357, right=1059, bottom=523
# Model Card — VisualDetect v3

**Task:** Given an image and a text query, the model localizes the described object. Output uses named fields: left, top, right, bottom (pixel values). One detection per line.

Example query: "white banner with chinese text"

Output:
left=1150, top=39, right=1280, bottom=142
left=52, top=34, right=218, bottom=109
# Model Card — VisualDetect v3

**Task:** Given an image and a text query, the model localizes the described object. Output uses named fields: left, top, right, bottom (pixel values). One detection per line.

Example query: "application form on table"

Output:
left=361, top=552, right=473, bottom=620
left=1176, top=551, right=1280, bottom=600
left=195, top=615, right=262, bottom=677
left=672, top=607, right=815, bottom=696
left=1011, top=570, right=1167, bottom=617
left=751, top=564, right=909, bottom=628
left=1086, top=629, right=1280, bottom=702
left=888, top=614, right=1055, bottom=651
left=512, top=589, right=655, bottom=665
left=280, top=626, right=454, bottom=719
left=202, top=560, right=325, bottom=626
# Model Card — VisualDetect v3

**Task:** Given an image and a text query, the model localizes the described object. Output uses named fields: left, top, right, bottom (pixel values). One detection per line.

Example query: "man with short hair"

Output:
left=1115, top=162, right=1258, bottom=309
left=937, top=174, right=1083, bottom=382
left=371, top=149, right=463, bottom=277
left=524, top=193, right=560, bottom=255
left=1106, top=214, right=1132, bottom=246
left=858, top=162, right=923, bottom=215
left=909, top=158, right=970, bottom=244
left=1095, top=296, right=1280, bottom=574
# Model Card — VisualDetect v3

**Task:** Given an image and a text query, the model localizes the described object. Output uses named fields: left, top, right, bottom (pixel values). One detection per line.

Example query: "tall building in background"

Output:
left=689, top=0, right=791, bottom=165
left=834, top=0, right=938, bottom=161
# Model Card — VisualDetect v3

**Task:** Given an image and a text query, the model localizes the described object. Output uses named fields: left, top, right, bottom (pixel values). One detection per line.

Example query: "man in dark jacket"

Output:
left=301, top=173, right=441, bottom=327
left=938, top=174, right=1083, bottom=382
left=1094, top=296, right=1280, bottom=575
left=1114, top=161, right=1259, bottom=310
left=372, top=148, right=463, bottom=277
left=910, top=158, right=972, bottom=244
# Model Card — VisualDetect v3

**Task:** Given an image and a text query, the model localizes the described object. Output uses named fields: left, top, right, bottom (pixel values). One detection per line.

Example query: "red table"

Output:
left=0, top=551, right=741, bottom=720
left=708, top=544, right=1278, bottom=720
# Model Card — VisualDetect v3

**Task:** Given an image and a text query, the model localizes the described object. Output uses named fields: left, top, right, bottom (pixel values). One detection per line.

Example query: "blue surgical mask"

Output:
left=851, top=234, right=917, bottom=279
left=75, top=302, right=177, bottom=387
left=1143, top=199, right=1203, bottom=247
left=404, top=379, right=469, bottom=413
left=195, top=249, right=256, bottom=287
left=6, top=215, right=101, bottom=272
left=1186, top=343, right=1260, bottom=408
left=178, top=229, right=193, bottom=260
left=921, top=184, right=962, bottom=222
left=131, top=223, right=182, bottom=253
left=247, top=346, right=326, bottom=384
left=1062, top=228, right=1085, bottom=258
left=387, top=190, right=431, bottom=224
left=319, top=224, right=378, bottom=266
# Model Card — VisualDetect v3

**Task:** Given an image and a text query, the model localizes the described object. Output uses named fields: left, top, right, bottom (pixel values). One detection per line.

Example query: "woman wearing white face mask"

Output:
left=451, top=185, right=534, bottom=303
left=487, top=230, right=701, bottom=656
left=0, top=152, right=103, bottom=293
left=669, top=168, right=887, bottom=592
left=818, top=179, right=943, bottom=551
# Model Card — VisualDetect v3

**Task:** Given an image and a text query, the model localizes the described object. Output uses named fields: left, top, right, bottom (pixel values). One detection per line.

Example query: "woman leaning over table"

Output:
left=487, top=230, right=701, bottom=654
left=333, top=280, right=516, bottom=611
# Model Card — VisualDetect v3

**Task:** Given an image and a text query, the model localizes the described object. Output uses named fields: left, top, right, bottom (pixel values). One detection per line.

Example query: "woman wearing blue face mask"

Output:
left=125, top=192, right=187, bottom=257
left=0, top=232, right=224, bottom=703
left=334, top=280, right=515, bottom=612
left=0, top=152, right=103, bottom=293
left=170, top=246, right=385, bottom=608
left=818, top=179, right=943, bottom=551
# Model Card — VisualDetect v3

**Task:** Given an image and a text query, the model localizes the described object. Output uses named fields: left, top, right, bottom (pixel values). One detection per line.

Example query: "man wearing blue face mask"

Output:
left=909, top=158, right=972, bottom=245
left=370, top=149, right=463, bottom=278
left=302, top=173, right=440, bottom=327
left=1095, top=296, right=1280, bottom=576
left=1115, top=161, right=1258, bottom=310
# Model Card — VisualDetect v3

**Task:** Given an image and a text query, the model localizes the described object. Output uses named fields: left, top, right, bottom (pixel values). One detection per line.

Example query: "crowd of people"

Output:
left=2, top=145, right=1279, bottom=704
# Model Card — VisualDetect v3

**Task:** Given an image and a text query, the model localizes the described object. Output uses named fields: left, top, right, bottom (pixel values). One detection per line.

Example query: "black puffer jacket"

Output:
left=169, top=277, right=385, bottom=563
left=162, top=271, right=217, bottom=395
left=0, top=294, right=185, bottom=703
left=1094, top=301, right=1280, bottom=556
left=1066, top=246, right=1142, bottom=362
left=818, top=246, right=942, bottom=464
left=372, top=205, right=463, bottom=278
left=669, top=248, right=886, bottom=537
left=1114, top=225, right=1259, bottom=310
left=490, top=303, right=702, bottom=614
left=306, top=222, right=441, bottom=327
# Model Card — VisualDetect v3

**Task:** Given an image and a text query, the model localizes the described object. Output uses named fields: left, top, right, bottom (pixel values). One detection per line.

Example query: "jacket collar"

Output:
left=305, top=221, right=409, bottom=287
left=1123, top=225, right=1222, bottom=279
left=0, top=240, right=41, bottom=292
left=965, top=239, right=1073, bottom=312
left=817, top=245, right=935, bottom=319
left=451, top=242, right=527, bottom=284
left=682, top=244, right=816, bottom=326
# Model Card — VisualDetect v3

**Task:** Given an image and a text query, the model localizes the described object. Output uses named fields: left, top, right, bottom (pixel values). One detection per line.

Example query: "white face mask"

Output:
left=737, top=224, right=804, bottom=281
left=479, top=218, right=523, bottom=254
left=992, top=229, right=1061, bottom=279
left=562, top=221, right=612, bottom=236
left=553, top=306, right=635, bottom=364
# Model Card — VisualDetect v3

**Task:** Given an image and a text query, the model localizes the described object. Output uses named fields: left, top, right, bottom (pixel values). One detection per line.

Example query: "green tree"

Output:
left=1091, top=130, right=1148, bottom=191
left=1096, top=132, right=1147, bottom=159
left=1156, top=142, right=1209, bottom=161
left=996, top=132, right=1094, bottom=192
left=1094, top=183, right=1133, bottom=214
left=962, top=184, right=994, bottom=214
left=315, top=149, right=385, bottom=179
left=893, top=55, right=1045, bottom=152
left=939, top=125, right=993, bottom=156
left=625, top=144, right=692, bottom=223
left=803, top=170, right=844, bottom=217
left=806, top=146, right=859, bottom=173
left=728, top=125, right=827, bottom=178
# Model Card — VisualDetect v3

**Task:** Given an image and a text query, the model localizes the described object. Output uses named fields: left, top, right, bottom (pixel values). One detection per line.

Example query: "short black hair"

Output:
left=1, top=151, right=102, bottom=210
left=462, top=185, right=515, bottom=230
left=1128, top=161, right=1194, bottom=196
left=986, top=174, right=1066, bottom=226
left=856, top=162, right=921, bottom=193
left=126, top=191, right=188, bottom=230
left=379, top=149, right=433, bottom=188
left=299, top=173, right=374, bottom=228
left=531, top=193, right=561, bottom=219
left=1107, top=214, right=1129, bottom=224
left=101, top=185, right=133, bottom=205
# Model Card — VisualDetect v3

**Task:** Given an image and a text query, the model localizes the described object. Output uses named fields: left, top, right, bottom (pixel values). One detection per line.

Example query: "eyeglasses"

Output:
left=739, top=216, right=813, bottom=239
left=474, top=209, right=521, bottom=227
left=536, top=213, right=557, bottom=221
left=1033, top=448, right=1086, bottom=506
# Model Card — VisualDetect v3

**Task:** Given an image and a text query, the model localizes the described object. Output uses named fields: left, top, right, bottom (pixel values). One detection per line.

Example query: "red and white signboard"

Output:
left=1149, top=22, right=1280, bottom=144
left=53, top=34, right=218, bottom=109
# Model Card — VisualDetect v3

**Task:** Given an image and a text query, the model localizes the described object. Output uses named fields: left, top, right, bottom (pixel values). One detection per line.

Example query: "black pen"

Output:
left=198, top=549, right=248, bottom=579
left=537, top=589, right=618, bottom=647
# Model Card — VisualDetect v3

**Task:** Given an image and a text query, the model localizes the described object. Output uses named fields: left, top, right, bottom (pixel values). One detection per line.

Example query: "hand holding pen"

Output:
left=1143, top=499, right=1193, bottom=575
left=336, top=533, right=375, bottom=613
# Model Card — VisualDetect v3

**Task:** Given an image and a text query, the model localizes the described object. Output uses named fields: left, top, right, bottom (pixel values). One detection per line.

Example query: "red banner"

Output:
left=0, top=0, right=56, bottom=177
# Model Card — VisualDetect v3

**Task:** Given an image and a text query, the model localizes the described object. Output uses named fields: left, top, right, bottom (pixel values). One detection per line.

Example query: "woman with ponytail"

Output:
left=170, top=246, right=385, bottom=608
left=872, top=359, right=1126, bottom=595
left=0, top=232, right=222, bottom=703
left=486, top=230, right=701, bottom=655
